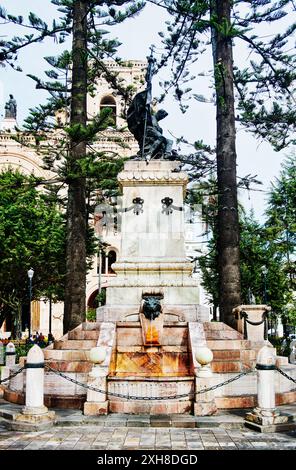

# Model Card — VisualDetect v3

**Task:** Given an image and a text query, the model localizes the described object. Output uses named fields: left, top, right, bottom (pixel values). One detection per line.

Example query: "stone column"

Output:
left=245, top=345, right=295, bottom=432
left=84, top=367, right=108, bottom=415
left=13, top=345, right=55, bottom=430
left=194, top=347, right=217, bottom=416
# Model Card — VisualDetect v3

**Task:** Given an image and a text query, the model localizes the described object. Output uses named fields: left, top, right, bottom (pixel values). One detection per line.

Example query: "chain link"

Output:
left=0, top=366, right=25, bottom=385
left=195, top=368, right=254, bottom=394
left=45, top=364, right=254, bottom=400
left=275, top=366, right=296, bottom=384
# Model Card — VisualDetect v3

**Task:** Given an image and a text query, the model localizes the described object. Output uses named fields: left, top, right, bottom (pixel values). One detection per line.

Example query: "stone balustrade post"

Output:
left=193, top=347, right=217, bottom=416
left=84, top=346, right=109, bottom=415
left=5, top=342, right=16, bottom=367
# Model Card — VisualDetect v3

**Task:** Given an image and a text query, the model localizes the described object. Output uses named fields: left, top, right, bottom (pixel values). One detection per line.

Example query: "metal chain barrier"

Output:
left=276, top=366, right=296, bottom=385
left=195, top=368, right=254, bottom=395
left=0, top=366, right=25, bottom=385
left=45, top=364, right=254, bottom=401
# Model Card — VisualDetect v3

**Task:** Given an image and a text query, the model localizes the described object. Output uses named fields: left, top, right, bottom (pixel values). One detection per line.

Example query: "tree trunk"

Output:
left=211, top=0, right=241, bottom=326
left=63, top=1, right=88, bottom=333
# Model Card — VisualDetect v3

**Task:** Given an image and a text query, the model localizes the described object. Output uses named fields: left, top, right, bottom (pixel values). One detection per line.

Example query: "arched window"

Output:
left=107, top=250, right=117, bottom=274
left=97, top=248, right=117, bottom=275
left=87, top=288, right=106, bottom=309
left=100, top=95, right=117, bottom=126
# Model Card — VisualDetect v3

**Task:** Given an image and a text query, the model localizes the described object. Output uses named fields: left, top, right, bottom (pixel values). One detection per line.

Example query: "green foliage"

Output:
left=156, top=0, right=295, bottom=151
left=0, top=170, right=66, bottom=333
left=195, top=152, right=295, bottom=328
left=86, top=308, right=97, bottom=322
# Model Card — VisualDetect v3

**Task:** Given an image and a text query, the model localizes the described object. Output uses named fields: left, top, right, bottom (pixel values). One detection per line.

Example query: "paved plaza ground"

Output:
left=0, top=400, right=295, bottom=450
left=0, top=423, right=296, bottom=450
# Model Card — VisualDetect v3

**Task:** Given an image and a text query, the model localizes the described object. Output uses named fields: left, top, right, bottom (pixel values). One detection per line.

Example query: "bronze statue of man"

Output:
left=127, top=49, right=173, bottom=161
left=5, top=94, right=17, bottom=119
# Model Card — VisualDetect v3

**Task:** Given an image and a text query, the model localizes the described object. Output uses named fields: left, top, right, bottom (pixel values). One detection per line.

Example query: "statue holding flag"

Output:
left=127, top=48, right=173, bottom=162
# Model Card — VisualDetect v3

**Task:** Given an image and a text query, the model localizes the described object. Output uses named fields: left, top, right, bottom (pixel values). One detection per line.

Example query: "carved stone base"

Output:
left=194, top=402, right=217, bottom=416
left=7, top=410, right=56, bottom=431
left=83, top=401, right=109, bottom=416
left=245, top=408, right=296, bottom=433
left=22, top=405, right=49, bottom=416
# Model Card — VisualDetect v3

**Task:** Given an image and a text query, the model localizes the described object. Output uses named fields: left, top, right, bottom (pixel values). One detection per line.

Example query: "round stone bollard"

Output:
left=23, top=344, right=48, bottom=415
left=12, top=345, right=55, bottom=430
left=244, top=344, right=295, bottom=432
left=5, top=342, right=16, bottom=367
left=256, top=345, right=277, bottom=414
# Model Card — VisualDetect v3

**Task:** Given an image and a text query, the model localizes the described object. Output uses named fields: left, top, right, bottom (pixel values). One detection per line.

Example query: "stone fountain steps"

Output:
left=206, top=339, right=252, bottom=350
left=53, top=339, right=97, bottom=350
left=203, top=322, right=256, bottom=374
left=40, top=322, right=102, bottom=409
left=44, top=349, right=91, bottom=361
left=68, top=329, right=100, bottom=340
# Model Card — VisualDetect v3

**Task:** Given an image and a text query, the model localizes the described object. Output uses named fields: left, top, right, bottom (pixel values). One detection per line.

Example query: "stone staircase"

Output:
left=203, top=322, right=257, bottom=408
left=43, top=322, right=101, bottom=409
left=3, top=322, right=101, bottom=409
left=204, top=322, right=256, bottom=373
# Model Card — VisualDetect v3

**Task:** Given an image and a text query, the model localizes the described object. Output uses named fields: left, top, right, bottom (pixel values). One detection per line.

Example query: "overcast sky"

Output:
left=0, top=0, right=293, bottom=220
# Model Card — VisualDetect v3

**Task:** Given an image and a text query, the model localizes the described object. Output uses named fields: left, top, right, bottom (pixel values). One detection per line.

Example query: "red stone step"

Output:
left=81, top=321, right=101, bottom=331
left=44, top=349, right=90, bottom=361
left=205, top=330, right=242, bottom=340
left=68, top=329, right=100, bottom=340
left=212, top=350, right=241, bottom=361
left=203, top=322, right=243, bottom=340
left=211, top=361, right=243, bottom=373
left=54, top=339, right=97, bottom=350
left=45, top=360, right=93, bottom=373
left=207, top=339, right=251, bottom=350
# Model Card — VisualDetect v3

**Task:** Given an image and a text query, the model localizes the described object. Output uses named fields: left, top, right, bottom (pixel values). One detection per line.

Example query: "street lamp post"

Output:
left=49, top=293, right=52, bottom=338
left=27, top=268, right=34, bottom=340
left=262, top=266, right=268, bottom=304
left=98, top=247, right=102, bottom=308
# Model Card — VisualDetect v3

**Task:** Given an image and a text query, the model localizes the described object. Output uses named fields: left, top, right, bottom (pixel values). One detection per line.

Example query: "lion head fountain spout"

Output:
left=142, top=296, right=161, bottom=321
left=140, top=294, right=164, bottom=347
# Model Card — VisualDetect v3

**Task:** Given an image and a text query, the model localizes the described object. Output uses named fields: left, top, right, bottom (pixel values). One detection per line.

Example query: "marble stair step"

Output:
left=68, top=330, right=100, bottom=340
left=204, top=330, right=243, bottom=340
left=45, top=360, right=92, bottom=373
left=206, top=339, right=251, bottom=350
left=211, top=361, right=244, bottom=373
left=203, top=322, right=243, bottom=340
left=212, top=349, right=256, bottom=362
left=81, top=321, right=101, bottom=331
left=44, top=349, right=90, bottom=361
left=54, top=339, right=97, bottom=350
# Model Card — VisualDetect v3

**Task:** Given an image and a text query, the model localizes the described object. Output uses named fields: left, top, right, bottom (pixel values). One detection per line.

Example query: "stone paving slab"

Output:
left=0, top=423, right=295, bottom=450
left=0, top=399, right=296, bottom=450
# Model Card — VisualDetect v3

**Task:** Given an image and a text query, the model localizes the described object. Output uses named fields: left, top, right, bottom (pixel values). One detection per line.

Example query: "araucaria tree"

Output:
left=155, top=0, right=296, bottom=325
left=0, top=0, right=144, bottom=333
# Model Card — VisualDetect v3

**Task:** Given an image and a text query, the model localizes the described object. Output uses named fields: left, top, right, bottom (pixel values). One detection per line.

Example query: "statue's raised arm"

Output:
left=127, top=49, right=173, bottom=161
